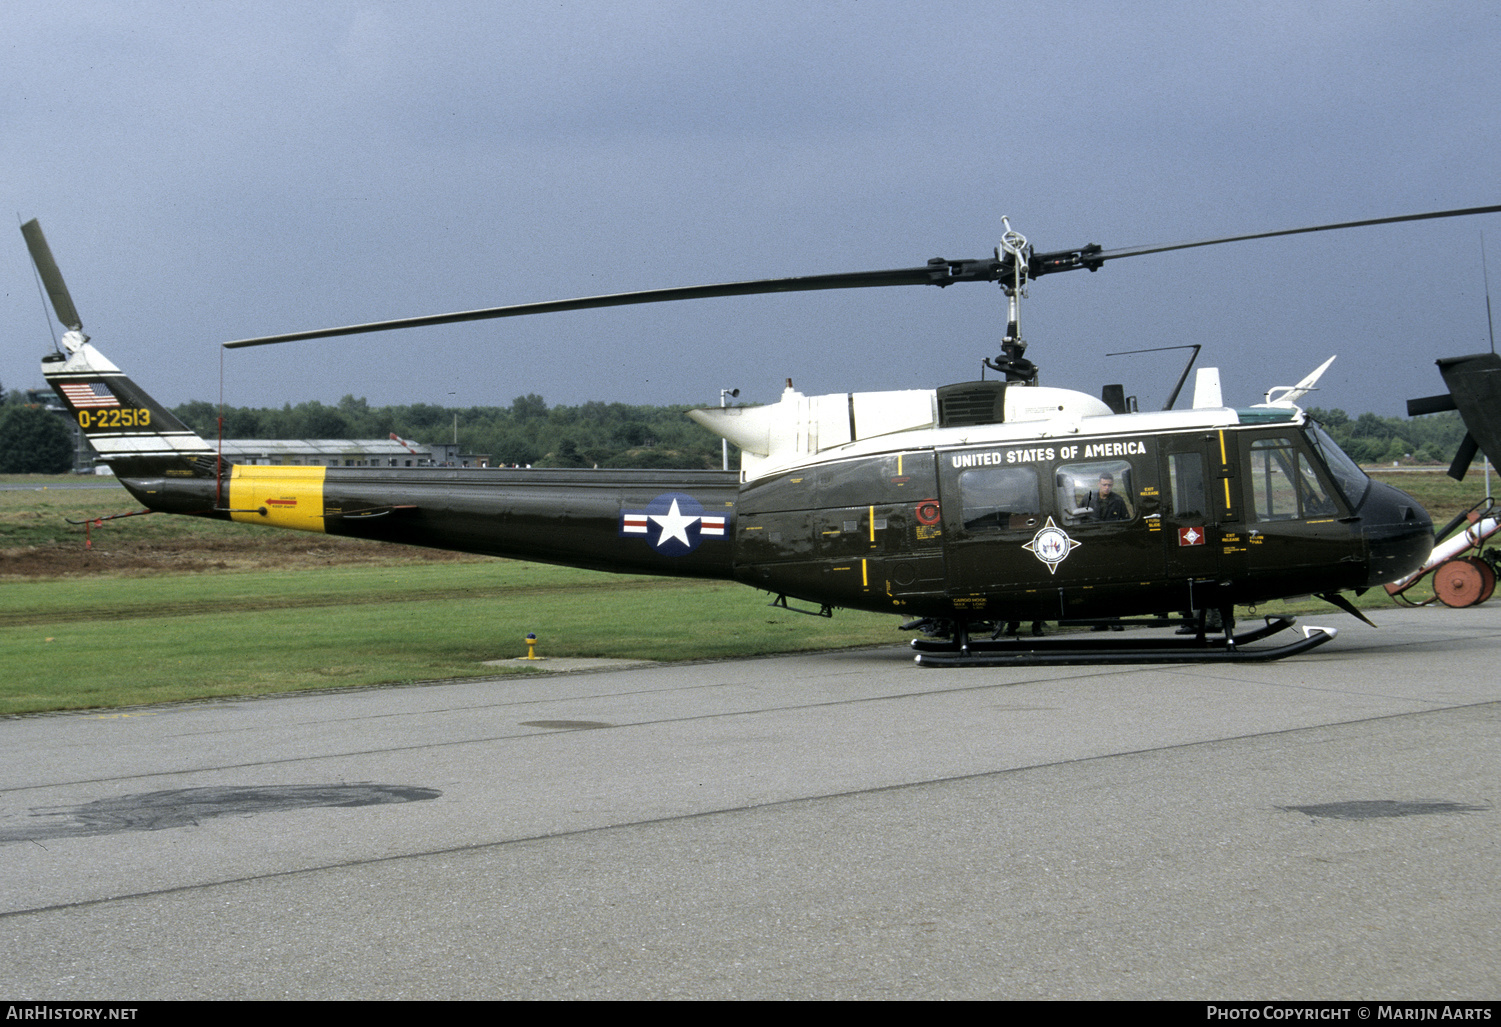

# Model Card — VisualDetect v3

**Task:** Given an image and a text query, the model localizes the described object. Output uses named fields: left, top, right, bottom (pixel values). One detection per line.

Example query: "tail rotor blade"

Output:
left=1447, top=432, right=1480, bottom=482
left=20, top=219, right=83, bottom=332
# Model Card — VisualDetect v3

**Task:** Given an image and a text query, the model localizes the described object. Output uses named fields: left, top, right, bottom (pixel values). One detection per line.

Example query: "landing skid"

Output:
left=911, top=616, right=1337, bottom=667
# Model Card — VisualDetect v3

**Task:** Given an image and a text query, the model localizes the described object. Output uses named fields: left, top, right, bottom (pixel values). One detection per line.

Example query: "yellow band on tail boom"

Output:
left=229, top=466, right=327, bottom=532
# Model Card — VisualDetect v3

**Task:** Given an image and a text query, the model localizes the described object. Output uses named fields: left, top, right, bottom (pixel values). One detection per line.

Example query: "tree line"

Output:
left=1304, top=408, right=1469, bottom=465
left=168, top=394, right=727, bottom=469
left=157, top=400, right=1484, bottom=470
left=0, top=378, right=1479, bottom=474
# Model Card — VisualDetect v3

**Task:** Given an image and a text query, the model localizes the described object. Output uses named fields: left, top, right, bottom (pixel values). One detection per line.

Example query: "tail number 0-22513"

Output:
left=77, top=408, right=150, bottom=429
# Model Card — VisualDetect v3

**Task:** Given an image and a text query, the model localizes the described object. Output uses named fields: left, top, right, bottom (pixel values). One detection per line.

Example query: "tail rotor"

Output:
left=20, top=219, right=86, bottom=342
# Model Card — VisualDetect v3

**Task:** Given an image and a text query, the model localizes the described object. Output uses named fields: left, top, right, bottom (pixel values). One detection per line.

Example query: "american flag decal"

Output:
left=59, top=382, right=120, bottom=409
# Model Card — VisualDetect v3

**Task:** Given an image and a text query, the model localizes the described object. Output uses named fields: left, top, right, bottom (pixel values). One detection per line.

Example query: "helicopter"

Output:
left=23, top=206, right=1501, bottom=666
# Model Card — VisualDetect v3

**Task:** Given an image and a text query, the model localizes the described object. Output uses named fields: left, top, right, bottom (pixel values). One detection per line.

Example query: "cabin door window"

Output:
left=1054, top=460, right=1135, bottom=526
left=957, top=466, right=1042, bottom=533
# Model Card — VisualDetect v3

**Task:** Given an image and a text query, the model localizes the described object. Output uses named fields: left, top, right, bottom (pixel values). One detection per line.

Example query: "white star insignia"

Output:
left=650, top=498, right=698, bottom=548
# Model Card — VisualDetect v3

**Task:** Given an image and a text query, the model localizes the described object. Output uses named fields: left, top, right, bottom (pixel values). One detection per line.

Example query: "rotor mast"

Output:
left=986, top=217, right=1039, bottom=385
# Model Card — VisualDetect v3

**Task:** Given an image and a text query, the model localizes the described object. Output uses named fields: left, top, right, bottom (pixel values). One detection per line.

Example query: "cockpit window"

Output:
left=1249, top=437, right=1340, bottom=520
left=1306, top=422, right=1370, bottom=508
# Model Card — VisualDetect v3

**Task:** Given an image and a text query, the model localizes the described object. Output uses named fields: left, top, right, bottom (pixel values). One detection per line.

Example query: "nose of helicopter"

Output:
left=1359, top=480, right=1435, bottom=586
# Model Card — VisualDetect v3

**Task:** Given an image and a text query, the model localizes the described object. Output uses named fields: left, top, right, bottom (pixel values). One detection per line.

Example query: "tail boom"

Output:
left=42, top=338, right=740, bottom=579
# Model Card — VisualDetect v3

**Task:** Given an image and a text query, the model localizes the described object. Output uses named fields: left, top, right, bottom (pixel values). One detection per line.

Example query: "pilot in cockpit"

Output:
left=1085, top=473, right=1129, bottom=522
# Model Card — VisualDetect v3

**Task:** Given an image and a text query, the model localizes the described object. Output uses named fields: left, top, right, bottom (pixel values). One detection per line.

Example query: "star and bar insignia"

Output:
left=620, top=493, right=727, bottom=556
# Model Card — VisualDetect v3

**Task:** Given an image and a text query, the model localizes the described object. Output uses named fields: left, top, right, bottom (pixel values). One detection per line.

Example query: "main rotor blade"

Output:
left=222, top=262, right=996, bottom=349
left=222, top=202, right=1501, bottom=349
left=1083, top=203, right=1501, bottom=266
left=19, top=219, right=83, bottom=332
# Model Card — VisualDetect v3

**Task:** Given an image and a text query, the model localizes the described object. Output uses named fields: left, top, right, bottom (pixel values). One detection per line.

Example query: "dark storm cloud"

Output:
left=5, top=1, right=1499, bottom=416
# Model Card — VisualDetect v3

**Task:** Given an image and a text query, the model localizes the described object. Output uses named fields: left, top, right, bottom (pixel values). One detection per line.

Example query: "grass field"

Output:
left=0, top=561, right=908, bottom=715
left=0, top=477, right=908, bottom=715
left=1, top=467, right=1492, bottom=715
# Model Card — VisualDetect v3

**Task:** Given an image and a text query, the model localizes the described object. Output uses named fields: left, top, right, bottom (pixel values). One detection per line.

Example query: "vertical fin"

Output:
left=43, top=339, right=220, bottom=479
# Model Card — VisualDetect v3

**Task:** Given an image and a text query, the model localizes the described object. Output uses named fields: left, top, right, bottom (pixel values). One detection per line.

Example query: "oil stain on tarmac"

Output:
left=1279, top=799, right=1490, bottom=820
left=0, top=784, right=441, bottom=843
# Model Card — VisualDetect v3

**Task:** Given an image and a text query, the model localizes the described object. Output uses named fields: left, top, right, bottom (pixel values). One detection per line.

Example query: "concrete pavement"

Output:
left=0, top=605, right=1496, bottom=999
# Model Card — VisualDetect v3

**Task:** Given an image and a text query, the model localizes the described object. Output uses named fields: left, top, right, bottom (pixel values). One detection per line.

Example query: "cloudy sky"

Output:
left=4, top=1, right=1499, bottom=417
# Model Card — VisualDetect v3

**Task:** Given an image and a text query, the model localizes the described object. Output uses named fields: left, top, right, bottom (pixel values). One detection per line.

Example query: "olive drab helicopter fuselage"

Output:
left=23, top=207, right=1500, bottom=663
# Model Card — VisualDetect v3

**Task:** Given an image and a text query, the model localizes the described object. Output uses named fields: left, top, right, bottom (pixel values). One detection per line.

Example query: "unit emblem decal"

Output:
left=620, top=492, right=727, bottom=556
left=1178, top=526, right=1207, bottom=547
left=1023, top=517, right=1081, bottom=575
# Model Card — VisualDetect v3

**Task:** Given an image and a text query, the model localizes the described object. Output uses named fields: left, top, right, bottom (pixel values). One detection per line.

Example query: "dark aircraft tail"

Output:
left=23, top=218, right=225, bottom=482
left=41, top=336, right=224, bottom=480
